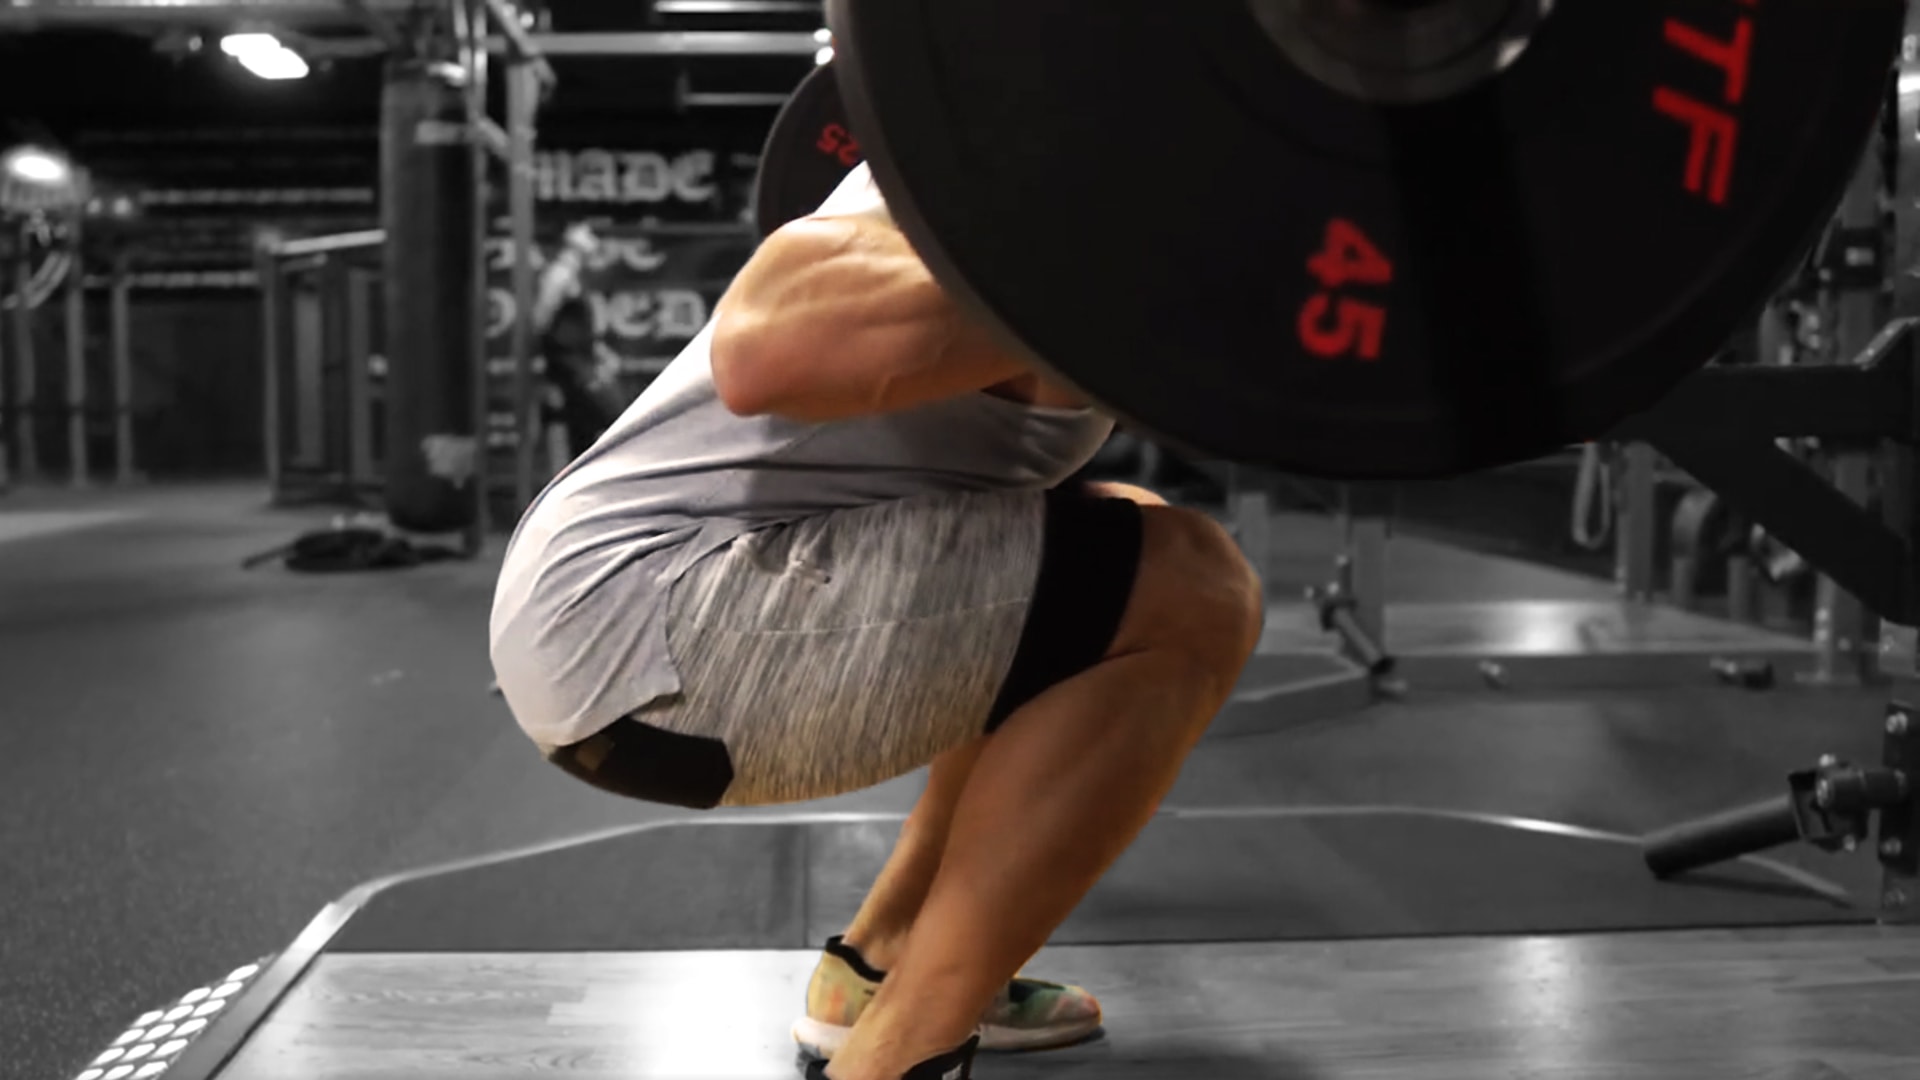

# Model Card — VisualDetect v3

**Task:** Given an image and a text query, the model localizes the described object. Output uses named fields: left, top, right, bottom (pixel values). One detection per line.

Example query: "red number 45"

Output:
left=1299, top=219, right=1393, bottom=362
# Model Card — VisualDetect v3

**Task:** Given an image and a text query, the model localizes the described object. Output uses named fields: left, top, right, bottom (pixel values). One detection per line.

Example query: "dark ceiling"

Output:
left=0, top=0, right=824, bottom=145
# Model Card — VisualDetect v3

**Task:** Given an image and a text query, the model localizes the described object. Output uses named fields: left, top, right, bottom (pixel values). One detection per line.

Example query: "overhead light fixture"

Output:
left=3, top=146, right=71, bottom=186
left=221, top=32, right=310, bottom=80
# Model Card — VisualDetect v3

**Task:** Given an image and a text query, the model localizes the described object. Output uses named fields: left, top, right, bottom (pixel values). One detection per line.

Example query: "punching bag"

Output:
left=382, top=61, right=479, bottom=535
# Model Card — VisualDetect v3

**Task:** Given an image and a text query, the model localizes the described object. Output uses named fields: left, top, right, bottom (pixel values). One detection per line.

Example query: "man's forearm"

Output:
left=712, top=216, right=1031, bottom=421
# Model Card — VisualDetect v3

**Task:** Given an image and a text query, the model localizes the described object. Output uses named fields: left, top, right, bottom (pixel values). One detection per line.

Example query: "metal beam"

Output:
left=266, top=230, right=385, bottom=258
left=506, top=60, right=539, bottom=516
left=1610, top=354, right=1913, bottom=443
left=0, top=0, right=407, bottom=28
left=653, top=0, right=821, bottom=13
left=679, top=90, right=792, bottom=108
left=497, top=30, right=820, bottom=57
left=480, top=0, right=555, bottom=87
left=474, top=116, right=510, bottom=161
left=1647, top=429, right=1914, bottom=624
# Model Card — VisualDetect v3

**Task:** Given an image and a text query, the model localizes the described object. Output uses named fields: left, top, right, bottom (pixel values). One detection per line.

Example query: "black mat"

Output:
left=325, top=811, right=1865, bottom=953
left=1230, top=651, right=1356, bottom=688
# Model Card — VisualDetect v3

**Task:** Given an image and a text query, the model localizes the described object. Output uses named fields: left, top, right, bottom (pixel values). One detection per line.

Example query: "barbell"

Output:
left=755, top=0, right=1906, bottom=479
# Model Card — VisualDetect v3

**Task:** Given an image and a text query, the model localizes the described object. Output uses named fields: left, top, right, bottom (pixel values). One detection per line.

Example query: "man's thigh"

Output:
left=552, top=485, right=1145, bottom=809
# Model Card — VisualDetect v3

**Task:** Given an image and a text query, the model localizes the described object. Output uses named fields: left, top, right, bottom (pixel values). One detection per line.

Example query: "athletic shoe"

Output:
left=792, top=936, right=1102, bottom=1058
left=801, top=1035, right=978, bottom=1080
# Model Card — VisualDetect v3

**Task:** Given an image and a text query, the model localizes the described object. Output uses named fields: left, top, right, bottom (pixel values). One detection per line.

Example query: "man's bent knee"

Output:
left=1114, top=507, right=1264, bottom=673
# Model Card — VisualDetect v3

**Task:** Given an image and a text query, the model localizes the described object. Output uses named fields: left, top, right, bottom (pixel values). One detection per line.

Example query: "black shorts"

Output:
left=545, top=485, right=1145, bottom=809
left=985, top=487, right=1144, bottom=729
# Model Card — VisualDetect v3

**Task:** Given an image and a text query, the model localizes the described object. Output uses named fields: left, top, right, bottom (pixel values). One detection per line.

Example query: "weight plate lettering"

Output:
left=754, top=63, right=864, bottom=238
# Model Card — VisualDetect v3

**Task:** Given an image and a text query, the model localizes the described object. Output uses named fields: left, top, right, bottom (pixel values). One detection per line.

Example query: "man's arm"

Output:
left=709, top=210, right=1031, bottom=422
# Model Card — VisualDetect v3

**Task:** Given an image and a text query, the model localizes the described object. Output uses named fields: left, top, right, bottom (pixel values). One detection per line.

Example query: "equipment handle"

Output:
left=1642, top=797, right=1801, bottom=879
left=1326, top=605, right=1393, bottom=676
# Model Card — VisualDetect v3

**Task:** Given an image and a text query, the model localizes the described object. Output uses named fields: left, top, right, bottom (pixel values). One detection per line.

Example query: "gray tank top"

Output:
left=491, top=168, right=1115, bottom=747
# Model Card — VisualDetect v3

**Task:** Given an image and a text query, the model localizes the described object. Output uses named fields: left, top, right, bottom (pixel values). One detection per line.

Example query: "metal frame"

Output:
left=1808, top=158, right=1883, bottom=686
left=242, top=15, right=811, bottom=533
left=258, top=230, right=385, bottom=507
left=344, top=265, right=379, bottom=485
left=9, top=223, right=39, bottom=483
left=1612, top=324, right=1920, bottom=624
left=1614, top=442, right=1658, bottom=601
left=1216, top=459, right=1817, bottom=740
left=455, top=0, right=497, bottom=553
left=268, top=13, right=813, bottom=539
left=63, top=213, right=87, bottom=486
left=506, top=60, right=542, bottom=515
left=0, top=213, right=148, bottom=490
left=1623, top=320, right=1920, bottom=924
left=0, top=231, right=12, bottom=491
left=257, top=241, right=281, bottom=495
left=0, top=9, right=814, bottom=518
left=1216, top=314, right=1920, bottom=916
left=109, top=249, right=137, bottom=484
left=496, top=31, right=821, bottom=57
left=467, top=25, right=817, bottom=520
left=653, top=0, right=823, bottom=14
left=1218, top=476, right=1417, bottom=735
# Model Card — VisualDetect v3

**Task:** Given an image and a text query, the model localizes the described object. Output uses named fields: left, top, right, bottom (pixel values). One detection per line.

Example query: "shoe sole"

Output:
left=792, top=1014, right=1104, bottom=1058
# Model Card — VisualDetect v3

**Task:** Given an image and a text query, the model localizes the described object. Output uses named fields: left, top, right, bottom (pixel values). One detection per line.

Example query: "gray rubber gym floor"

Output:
left=0, top=484, right=1888, bottom=1080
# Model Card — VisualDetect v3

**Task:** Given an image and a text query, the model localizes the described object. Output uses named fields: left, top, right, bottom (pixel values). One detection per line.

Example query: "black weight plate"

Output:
left=827, top=0, right=1904, bottom=478
left=753, top=62, right=864, bottom=239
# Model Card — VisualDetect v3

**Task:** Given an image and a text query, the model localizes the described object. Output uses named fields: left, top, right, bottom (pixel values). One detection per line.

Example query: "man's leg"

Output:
left=798, top=483, right=1176, bottom=1060
left=839, top=738, right=987, bottom=969
left=823, top=506, right=1263, bottom=1080
left=837, top=480, right=1169, bottom=970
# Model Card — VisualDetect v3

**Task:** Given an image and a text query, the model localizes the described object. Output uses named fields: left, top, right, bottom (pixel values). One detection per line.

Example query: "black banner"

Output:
left=72, top=128, right=765, bottom=281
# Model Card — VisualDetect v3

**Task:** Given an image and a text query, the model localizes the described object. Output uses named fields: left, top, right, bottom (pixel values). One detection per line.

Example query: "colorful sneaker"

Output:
left=802, top=1036, right=979, bottom=1080
left=792, top=937, right=1103, bottom=1058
